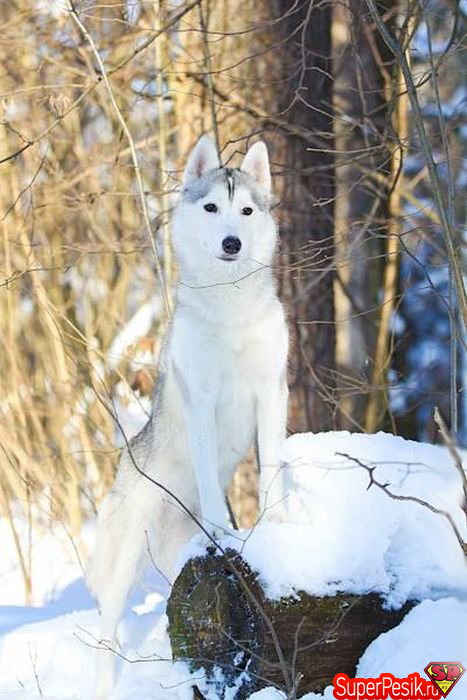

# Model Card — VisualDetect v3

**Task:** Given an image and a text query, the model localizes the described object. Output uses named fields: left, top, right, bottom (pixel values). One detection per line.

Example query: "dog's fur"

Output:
left=88, top=135, right=289, bottom=698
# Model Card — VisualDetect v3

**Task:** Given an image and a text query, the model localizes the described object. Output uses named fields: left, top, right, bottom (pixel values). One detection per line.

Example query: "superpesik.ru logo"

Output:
left=332, top=663, right=466, bottom=698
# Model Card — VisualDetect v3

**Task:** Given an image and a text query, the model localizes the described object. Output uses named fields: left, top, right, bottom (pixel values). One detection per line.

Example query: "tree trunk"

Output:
left=334, top=0, right=399, bottom=431
left=271, top=0, right=336, bottom=433
left=167, top=549, right=412, bottom=699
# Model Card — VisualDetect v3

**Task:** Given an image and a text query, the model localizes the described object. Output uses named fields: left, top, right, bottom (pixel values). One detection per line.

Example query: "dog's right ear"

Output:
left=183, top=135, right=220, bottom=186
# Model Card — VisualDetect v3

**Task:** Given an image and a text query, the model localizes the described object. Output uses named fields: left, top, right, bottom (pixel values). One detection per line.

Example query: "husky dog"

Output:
left=88, top=135, right=289, bottom=698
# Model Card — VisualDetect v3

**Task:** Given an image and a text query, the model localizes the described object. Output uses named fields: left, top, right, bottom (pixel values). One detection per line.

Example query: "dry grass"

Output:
left=0, top=1, right=463, bottom=600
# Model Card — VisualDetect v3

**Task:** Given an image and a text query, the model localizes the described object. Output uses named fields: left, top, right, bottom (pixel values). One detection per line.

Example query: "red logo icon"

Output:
left=424, top=663, right=465, bottom=697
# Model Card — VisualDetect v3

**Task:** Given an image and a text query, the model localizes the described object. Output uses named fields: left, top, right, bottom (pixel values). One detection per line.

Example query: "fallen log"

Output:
left=167, top=547, right=413, bottom=699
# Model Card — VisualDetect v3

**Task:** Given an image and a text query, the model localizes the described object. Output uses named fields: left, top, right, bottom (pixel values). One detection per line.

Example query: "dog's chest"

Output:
left=171, top=302, right=281, bottom=394
left=217, top=324, right=270, bottom=381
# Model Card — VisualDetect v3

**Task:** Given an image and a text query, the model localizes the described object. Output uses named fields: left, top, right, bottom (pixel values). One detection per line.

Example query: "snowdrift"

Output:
left=0, top=431, right=466, bottom=699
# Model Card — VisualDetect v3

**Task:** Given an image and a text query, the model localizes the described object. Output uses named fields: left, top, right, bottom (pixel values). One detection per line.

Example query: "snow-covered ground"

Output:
left=1, top=431, right=466, bottom=699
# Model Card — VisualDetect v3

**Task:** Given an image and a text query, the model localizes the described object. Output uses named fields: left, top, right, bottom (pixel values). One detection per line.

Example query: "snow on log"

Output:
left=166, top=547, right=412, bottom=699
left=167, top=432, right=467, bottom=699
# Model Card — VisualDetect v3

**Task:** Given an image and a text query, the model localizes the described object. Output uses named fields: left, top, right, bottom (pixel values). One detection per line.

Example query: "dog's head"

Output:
left=172, top=135, right=277, bottom=282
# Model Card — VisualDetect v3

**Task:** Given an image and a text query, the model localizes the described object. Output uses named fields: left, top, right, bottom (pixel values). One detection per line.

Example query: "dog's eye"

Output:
left=242, top=207, right=253, bottom=216
left=204, top=203, right=218, bottom=213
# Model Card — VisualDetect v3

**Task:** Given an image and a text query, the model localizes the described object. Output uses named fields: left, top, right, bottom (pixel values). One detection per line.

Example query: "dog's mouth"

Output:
left=217, top=254, right=239, bottom=262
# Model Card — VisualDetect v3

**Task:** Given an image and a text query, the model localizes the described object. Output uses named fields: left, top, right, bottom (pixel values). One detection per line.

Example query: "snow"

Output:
left=358, top=597, right=467, bottom=679
left=105, top=297, right=163, bottom=443
left=36, top=0, right=68, bottom=17
left=192, top=431, right=467, bottom=607
left=0, top=513, right=93, bottom=607
left=248, top=690, right=286, bottom=700
left=107, top=298, right=160, bottom=371
left=0, top=431, right=466, bottom=699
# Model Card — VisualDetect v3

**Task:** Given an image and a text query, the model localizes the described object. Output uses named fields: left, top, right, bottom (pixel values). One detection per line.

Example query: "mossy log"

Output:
left=167, top=548, right=412, bottom=699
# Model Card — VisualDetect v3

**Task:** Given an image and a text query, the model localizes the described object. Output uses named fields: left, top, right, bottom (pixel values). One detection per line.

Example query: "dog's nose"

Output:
left=222, top=236, right=242, bottom=255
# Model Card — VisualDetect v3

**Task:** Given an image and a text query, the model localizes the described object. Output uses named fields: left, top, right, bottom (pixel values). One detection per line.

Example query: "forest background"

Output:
left=0, top=0, right=465, bottom=600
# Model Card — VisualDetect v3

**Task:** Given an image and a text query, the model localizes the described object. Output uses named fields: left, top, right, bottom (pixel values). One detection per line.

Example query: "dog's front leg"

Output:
left=183, top=391, right=229, bottom=536
left=256, top=376, right=288, bottom=520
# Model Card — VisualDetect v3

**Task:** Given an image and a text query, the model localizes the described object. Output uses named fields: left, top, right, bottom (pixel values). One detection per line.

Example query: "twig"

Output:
left=433, top=407, right=467, bottom=522
left=145, top=529, right=173, bottom=588
left=426, top=20, right=458, bottom=433
left=108, top=0, right=201, bottom=76
left=0, top=464, right=32, bottom=603
left=336, top=451, right=465, bottom=551
left=364, top=0, right=467, bottom=327
left=28, top=644, right=44, bottom=699
left=198, top=3, right=221, bottom=156
left=1, top=148, right=48, bottom=221
left=154, top=0, right=173, bottom=311
left=0, top=1, right=200, bottom=167
left=67, top=1, right=172, bottom=319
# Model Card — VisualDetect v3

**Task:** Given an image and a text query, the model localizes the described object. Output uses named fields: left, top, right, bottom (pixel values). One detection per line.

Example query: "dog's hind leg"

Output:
left=93, top=537, right=145, bottom=698
left=88, top=470, right=156, bottom=699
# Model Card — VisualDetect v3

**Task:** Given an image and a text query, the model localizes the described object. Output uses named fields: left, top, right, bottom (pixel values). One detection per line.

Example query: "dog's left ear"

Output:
left=241, top=141, right=271, bottom=196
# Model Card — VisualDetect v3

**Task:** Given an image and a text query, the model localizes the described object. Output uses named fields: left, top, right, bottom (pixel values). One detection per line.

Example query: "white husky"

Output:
left=88, top=135, right=289, bottom=698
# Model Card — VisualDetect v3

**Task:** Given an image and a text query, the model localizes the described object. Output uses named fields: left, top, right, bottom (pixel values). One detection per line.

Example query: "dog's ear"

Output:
left=241, top=141, right=271, bottom=196
left=183, top=135, right=220, bottom=185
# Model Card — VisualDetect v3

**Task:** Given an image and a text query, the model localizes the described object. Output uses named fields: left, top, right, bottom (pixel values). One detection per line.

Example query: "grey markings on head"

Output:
left=224, top=168, right=235, bottom=201
left=183, top=167, right=269, bottom=211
